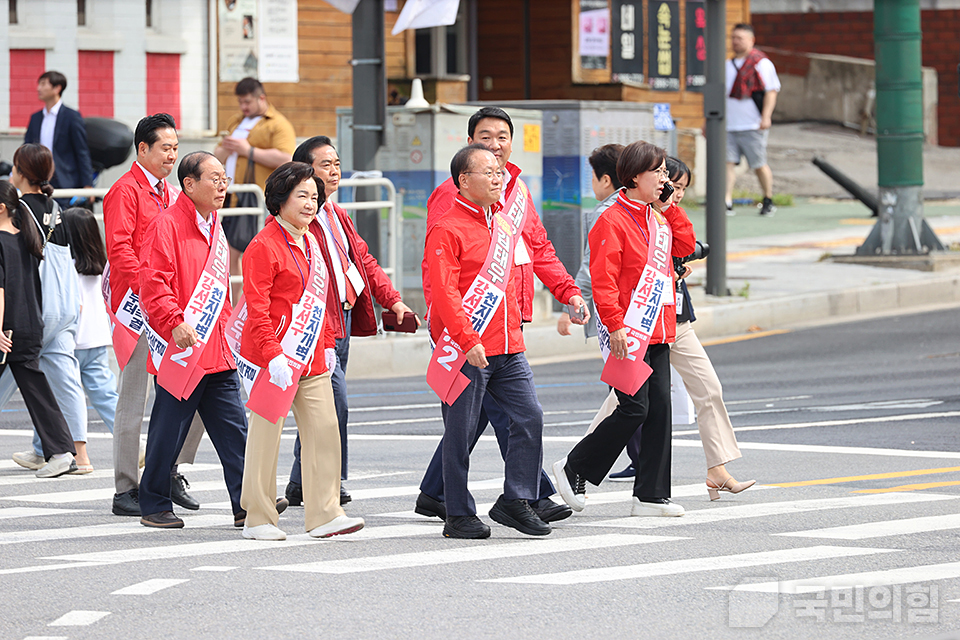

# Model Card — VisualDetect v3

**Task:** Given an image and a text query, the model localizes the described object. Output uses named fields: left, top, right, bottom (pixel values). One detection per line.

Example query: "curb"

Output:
left=344, top=273, right=960, bottom=380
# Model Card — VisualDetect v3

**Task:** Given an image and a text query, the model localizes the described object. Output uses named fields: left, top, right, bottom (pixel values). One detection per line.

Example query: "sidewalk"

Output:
left=346, top=122, right=960, bottom=379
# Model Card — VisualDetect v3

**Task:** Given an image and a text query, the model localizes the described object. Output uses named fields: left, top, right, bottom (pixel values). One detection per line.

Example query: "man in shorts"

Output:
left=724, top=23, right=780, bottom=217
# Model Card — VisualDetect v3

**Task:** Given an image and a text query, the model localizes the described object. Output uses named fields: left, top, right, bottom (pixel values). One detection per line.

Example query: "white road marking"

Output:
left=0, top=561, right=111, bottom=576
left=47, top=610, right=111, bottom=626
left=4, top=480, right=233, bottom=504
left=0, top=507, right=88, bottom=520
left=777, top=513, right=960, bottom=540
left=724, top=395, right=812, bottom=405
left=191, top=566, right=238, bottom=572
left=261, top=534, right=684, bottom=574
left=0, top=514, right=229, bottom=546
left=576, top=492, right=959, bottom=530
left=111, top=578, right=189, bottom=595
left=672, top=438, right=960, bottom=459
left=711, top=561, right=960, bottom=593
left=674, top=410, right=960, bottom=438
left=484, top=545, right=896, bottom=585
left=23, top=636, right=69, bottom=640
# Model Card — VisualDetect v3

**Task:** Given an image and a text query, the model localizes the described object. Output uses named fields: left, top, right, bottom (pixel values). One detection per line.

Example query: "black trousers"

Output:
left=0, top=359, right=75, bottom=459
left=568, top=343, right=672, bottom=499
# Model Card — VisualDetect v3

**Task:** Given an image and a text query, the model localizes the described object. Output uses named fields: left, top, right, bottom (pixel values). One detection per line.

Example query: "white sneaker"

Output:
left=630, top=497, right=685, bottom=517
left=242, top=523, right=287, bottom=540
left=36, top=453, right=77, bottom=478
left=13, top=450, right=44, bottom=470
left=308, top=515, right=365, bottom=538
left=551, top=457, right=586, bottom=512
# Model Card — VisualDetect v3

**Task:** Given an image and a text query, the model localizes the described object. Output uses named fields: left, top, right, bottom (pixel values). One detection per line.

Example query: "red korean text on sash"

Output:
left=154, top=214, right=231, bottom=400
left=426, top=183, right=529, bottom=404
left=227, top=231, right=329, bottom=423
left=596, top=203, right=674, bottom=395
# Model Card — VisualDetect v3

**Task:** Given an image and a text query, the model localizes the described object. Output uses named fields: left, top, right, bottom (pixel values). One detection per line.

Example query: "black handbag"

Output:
left=222, top=153, right=263, bottom=252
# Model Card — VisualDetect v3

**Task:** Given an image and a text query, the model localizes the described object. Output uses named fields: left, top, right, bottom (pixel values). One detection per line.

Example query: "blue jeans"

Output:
left=440, top=353, right=544, bottom=517
left=140, top=370, right=247, bottom=517
left=290, top=309, right=350, bottom=484
left=419, top=394, right=557, bottom=502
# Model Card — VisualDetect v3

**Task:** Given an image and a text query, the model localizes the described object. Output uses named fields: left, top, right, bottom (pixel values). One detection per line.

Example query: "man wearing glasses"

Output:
left=136, top=152, right=248, bottom=529
left=417, top=107, right=588, bottom=525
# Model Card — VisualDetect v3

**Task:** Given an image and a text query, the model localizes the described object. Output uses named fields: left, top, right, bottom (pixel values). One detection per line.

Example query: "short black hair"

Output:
left=39, top=71, right=67, bottom=96
left=666, top=157, right=691, bottom=186
left=178, top=150, right=216, bottom=190
left=450, top=143, right=492, bottom=190
left=235, top=77, right=264, bottom=97
left=264, top=162, right=325, bottom=216
left=135, top=113, right=178, bottom=149
left=293, top=136, right=336, bottom=164
left=616, top=141, right=666, bottom=190
left=732, top=23, right=754, bottom=34
left=467, top=107, right=514, bottom=139
left=589, top=144, right=624, bottom=190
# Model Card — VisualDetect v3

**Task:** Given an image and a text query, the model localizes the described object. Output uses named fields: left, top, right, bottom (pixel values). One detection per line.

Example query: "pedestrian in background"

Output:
left=0, top=180, right=77, bottom=477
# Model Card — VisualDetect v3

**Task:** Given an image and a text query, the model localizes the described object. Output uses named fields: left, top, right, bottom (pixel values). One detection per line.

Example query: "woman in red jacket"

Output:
left=553, top=141, right=696, bottom=518
left=239, top=162, right=364, bottom=541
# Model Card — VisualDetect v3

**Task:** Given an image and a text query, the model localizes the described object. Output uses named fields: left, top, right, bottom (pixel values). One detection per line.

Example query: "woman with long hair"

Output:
left=0, top=180, right=77, bottom=476
left=0, top=144, right=91, bottom=472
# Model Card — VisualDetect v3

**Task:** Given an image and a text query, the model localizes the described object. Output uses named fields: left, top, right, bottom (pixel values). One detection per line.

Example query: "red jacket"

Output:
left=139, top=194, right=235, bottom=375
left=240, top=217, right=336, bottom=377
left=424, top=195, right=524, bottom=356
left=589, top=193, right=696, bottom=345
left=104, top=162, right=179, bottom=312
left=308, top=201, right=402, bottom=340
left=423, top=162, right=580, bottom=321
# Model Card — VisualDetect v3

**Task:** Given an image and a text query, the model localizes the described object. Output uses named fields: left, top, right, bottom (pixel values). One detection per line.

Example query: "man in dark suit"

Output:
left=24, top=71, right=93, bottom=193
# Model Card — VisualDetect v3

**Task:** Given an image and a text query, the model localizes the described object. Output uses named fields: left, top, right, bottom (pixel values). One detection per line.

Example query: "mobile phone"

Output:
left=381, top=310, right=419, bottom=333
left=658, top=182, right=675, bottom=203
left=0, top=330, right=11, bottom=365
left=569, top=303, right=586, bottom=322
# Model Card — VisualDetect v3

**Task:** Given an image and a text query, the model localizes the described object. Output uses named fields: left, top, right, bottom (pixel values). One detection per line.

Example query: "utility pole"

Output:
left=704, top=0, right=727, bottom=295
left=351, top=0, right=386, bottom=259
left=857, top=0, right=942, bottom=255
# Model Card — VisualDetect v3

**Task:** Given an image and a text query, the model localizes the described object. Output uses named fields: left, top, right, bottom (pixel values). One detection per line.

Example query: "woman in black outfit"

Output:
left=0, top=180, right=76, bottom=477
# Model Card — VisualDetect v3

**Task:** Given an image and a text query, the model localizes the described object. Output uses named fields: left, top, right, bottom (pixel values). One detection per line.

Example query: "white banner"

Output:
left=391, top=0, right=460, bottom=35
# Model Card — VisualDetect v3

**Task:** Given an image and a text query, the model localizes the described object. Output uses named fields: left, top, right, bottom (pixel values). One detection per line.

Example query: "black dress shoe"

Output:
left=340, top=485, right=352, bottom=505
left=285, top=482, right=303, bottom=507
left=112, top=489, right=140, bottom=516
left=414, top=492, right=446, bottom=519
left=140, top=510, right=184, bottom=528
left=170, top=474, right=200, bottom=511
left=443, top=515, right=491, bottom=539
left=531, top=497, right=573, bottom=523
left=489, top=495, right=551, bottom=536
left=234, top=498, right=288, bottom=528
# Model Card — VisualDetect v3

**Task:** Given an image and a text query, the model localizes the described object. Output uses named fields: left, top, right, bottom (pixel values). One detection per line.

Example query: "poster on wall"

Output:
left=579, top=0, right=610, bottom=70
left=259, top=0, right=299, bottom=82
left=685, top=0, right=706, bottom=91
left=219, top=0, right=299, bottom=83
left=647, top=0, right=679, bottom=91
left=611, top=1, right=643, bottom=83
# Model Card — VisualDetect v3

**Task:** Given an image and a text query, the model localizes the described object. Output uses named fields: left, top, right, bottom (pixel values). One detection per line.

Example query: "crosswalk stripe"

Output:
left=0, top=507, right=88, bottom=520
left=574, top=492, right=959, bottom=531
left=111, top=578, right=189, bottom=595
left=260, top=533, right=684, bottom=574
left=47, top=610, right=111, bottom=626
left=4, top=480, right=232, bottom=504
left=0, top=514, right=229, bottom=546
left=710, top=561, right=960, bottom=594
left=483, top=545, right=897, bottom=585
left=776, top=513, right=960, bottom=540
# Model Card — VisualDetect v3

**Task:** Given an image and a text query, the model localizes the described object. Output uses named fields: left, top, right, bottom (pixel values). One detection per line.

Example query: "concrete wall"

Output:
left=768, top=50, right=939, bottom=144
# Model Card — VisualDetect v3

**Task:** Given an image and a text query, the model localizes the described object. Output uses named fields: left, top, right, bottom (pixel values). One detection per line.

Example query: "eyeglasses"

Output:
left=464, top=170, right=504, bottom=180
left=205, top=176, right=233, bottom=188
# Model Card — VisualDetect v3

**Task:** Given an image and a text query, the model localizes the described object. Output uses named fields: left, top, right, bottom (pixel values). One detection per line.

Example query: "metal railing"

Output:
left=54, top=178, right=402, bottom=293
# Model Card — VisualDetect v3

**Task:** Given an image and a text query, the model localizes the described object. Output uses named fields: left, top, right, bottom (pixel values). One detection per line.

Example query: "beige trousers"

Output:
left=585, top=321, right=741, bottom=469
left=241, top=372, right=344, bottom=531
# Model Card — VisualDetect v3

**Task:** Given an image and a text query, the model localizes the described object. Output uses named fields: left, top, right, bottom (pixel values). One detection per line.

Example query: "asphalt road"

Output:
left=2, top=307, right=960, bottom=640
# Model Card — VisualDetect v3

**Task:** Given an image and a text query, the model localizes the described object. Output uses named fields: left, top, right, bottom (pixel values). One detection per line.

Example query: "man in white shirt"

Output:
left=724, top=23, right=780, bottom=217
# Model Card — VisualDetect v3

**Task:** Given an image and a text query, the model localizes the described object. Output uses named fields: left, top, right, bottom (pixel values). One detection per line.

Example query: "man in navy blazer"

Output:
left=24, top=71, right=93, bottom=192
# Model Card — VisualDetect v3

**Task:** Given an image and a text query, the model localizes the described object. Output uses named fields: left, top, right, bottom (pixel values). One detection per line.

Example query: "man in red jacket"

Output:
left=285, top=136, right=418, bottom=507
left=416, top=107, right=587, bottom=524
left=136, top=151, right=247, bottom=528
left=103, top=113, right=201, bottom=517
left=425, top=144, right=552, bottom=539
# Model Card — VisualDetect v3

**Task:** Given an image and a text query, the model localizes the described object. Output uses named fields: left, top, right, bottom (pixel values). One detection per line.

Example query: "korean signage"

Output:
left=647, top=0, right=679, bottom=91
left=611, top=1, right=643, bottom=83
left=219, top=0, right=299, bottom=83
left=685, top=0, right=706, bottom=91
left=578, top=0, right=610, bottom=70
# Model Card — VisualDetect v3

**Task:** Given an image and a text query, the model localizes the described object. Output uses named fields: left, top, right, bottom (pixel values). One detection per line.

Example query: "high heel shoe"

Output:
left=706, top=477, right=756, bottom=501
